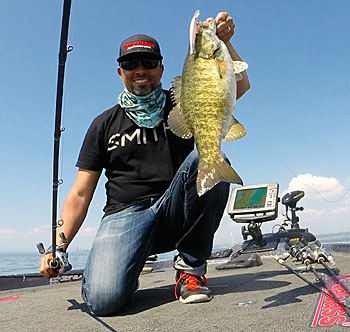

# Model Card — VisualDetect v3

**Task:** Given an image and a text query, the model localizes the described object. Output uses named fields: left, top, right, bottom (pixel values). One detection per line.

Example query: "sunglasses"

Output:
left=119, top=58, right=161, bottom=70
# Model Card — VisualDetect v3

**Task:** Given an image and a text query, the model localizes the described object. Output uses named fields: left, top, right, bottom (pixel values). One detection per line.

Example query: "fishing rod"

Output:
left=318, top=259, right=350, bottom=295
left=37, top=0, right=73, bottom=274
left=275, top=257, right=350, bottom=317
left=275, top=240, right=350, bottom=318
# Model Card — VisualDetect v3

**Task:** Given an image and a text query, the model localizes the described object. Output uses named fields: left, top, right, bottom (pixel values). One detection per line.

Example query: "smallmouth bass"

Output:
left=168, top=10, right=248, bottom=196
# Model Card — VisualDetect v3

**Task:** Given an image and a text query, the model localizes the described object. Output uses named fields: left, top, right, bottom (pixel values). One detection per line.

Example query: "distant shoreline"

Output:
left=1, top=232, right=350, bottom=254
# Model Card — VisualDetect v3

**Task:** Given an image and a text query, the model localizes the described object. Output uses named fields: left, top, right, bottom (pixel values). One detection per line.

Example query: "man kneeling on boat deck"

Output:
left=40, top=12, right=250, bottom=316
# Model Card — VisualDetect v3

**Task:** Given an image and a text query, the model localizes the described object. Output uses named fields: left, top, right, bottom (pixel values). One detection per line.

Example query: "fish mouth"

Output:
left=199, top=21, right=210, bottom=29
left=196, top=22, right=209, bottom=34
left=197, top=20, right=215, bottom=33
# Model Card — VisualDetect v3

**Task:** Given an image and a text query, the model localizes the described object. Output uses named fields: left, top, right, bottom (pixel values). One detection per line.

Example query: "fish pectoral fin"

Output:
left=233, top=61, right=248, bottom=74
left=197, top=159, right=243, bottom=196
left=168, top=104, right=193, bottom=139
left=224, top=116, right=247, bottom=142
left=215, top=59, right=228, bottom=79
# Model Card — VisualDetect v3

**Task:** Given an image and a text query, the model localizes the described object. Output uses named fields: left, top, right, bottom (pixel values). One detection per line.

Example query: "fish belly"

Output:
left=181, top=54, right=242, bottom=195
left=182, top=56, right=231, bottom=163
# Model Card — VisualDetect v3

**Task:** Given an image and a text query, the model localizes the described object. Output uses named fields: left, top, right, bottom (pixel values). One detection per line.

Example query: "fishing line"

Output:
left=276, top=151, right=350, bottom=203
left=57, top=20, right=74, bottom=213
left=57, top=106, right=66, bottom=213
left=253, top=128, right=350, bottom=203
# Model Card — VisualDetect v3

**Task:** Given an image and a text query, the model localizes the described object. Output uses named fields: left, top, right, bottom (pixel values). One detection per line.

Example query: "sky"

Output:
left=0, top=0, right=349, bottom=253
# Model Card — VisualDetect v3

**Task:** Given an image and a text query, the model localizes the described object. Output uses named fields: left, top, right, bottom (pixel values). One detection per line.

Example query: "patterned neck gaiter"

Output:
left=118, top=84, right=166, bottom=128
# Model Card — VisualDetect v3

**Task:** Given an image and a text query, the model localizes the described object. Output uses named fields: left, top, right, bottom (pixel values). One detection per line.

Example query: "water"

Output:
left=1, top=234, right=349, bottom=275
left=0, top=251, right=177, bottom=276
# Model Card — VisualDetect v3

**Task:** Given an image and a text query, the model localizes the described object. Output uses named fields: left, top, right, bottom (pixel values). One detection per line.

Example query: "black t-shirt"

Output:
left=76, top=90, right=194, bottom=216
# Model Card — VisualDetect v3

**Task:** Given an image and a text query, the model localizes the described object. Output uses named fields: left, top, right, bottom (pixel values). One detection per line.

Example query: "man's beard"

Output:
left=131, top=85, right=153, bottom=96
left=130, top=76, right=156, bottom=96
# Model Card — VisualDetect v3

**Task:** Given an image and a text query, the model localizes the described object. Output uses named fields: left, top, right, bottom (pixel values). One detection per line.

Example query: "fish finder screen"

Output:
left=233, top=187, right=267, bottom=210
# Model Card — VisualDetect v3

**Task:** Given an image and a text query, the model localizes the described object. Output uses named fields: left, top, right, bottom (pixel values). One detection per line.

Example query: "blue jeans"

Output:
left=82, top=150, right=230, bottom=315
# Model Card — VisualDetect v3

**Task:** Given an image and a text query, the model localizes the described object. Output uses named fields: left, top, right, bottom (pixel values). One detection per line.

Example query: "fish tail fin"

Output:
left=196, top=158, right=243, bottom=196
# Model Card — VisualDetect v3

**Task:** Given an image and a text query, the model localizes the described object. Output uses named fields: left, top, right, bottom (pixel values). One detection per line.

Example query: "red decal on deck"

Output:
left=0, top=296, right=21, bottom=302
left=311, top=274, right=350, bottom=328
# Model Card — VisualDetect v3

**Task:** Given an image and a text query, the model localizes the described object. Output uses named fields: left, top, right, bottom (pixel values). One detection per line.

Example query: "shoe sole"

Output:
left=179, top=294, right=213, bottom=304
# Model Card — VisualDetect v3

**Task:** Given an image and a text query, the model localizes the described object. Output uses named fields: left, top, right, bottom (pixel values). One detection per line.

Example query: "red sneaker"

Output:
left=174, top=272, right=213, bottom=304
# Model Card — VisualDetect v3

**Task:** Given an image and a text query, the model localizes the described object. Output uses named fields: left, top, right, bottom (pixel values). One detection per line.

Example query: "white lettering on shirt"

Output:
left=121, top=129, right=141, bottom=146
left=107, top=124, right=169, bottom=151
left=107, top=133, right=121, bottom=151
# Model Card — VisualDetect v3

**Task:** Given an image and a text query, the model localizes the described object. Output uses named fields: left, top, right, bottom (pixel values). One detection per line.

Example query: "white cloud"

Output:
left=25, top=225, right=50, bottom=237
left=284, top=173, right=345, bottom=200
left=303, top=208, right=324, bottom=219
left=0, top=228, right=18, bottom=236
left=330, top=205, right=350, bottom=216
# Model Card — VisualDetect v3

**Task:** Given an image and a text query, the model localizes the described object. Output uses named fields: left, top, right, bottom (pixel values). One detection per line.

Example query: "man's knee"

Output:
left=82, top=280, right=133, bottom=316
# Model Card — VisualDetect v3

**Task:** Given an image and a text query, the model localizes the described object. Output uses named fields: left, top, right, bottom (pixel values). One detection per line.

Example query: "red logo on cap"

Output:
left=124, top=41, right=155, bottom=50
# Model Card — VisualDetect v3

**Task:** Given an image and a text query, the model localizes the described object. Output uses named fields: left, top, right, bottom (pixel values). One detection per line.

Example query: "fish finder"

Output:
left=228, top=183, right=279, bottom=223
left=227, top=183, right=280, bottom=251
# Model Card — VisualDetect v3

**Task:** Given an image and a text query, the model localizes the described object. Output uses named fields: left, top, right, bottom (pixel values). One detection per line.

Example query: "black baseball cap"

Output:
left=117, top=34, right=163, bottom=62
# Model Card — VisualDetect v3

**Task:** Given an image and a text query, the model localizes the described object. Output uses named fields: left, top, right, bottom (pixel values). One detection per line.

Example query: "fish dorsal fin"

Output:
left=233, top=61, right=248, bottom=74
left=168, top=76, right=193, bottom=139
left=224, top=116, right=247, bottom=142
left=171, top=76, right=182, bottom=105
left=190, top=10, right=200, bottom=55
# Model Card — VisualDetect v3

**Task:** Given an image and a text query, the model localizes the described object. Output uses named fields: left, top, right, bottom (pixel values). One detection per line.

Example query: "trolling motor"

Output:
left=278, top=190, right=316, bottom=244
left=37, top=0, right=73, bottom=275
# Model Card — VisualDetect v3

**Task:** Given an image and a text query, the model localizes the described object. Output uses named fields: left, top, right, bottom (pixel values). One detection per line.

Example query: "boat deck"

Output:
left=1, top=250, right=349, bottom=332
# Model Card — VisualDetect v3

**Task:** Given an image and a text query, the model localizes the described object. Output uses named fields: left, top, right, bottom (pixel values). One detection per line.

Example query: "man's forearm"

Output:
left=55, top=169, right=101, bottom=251
left=56, top=190, right=91, bottom=251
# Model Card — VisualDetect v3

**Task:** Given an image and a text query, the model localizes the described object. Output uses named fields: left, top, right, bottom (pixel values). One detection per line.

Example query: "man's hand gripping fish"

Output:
left=168, top=10, right=248, bottom=196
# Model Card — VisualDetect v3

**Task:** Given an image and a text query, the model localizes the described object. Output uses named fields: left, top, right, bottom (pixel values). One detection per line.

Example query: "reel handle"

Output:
left=37, top=242, right=46, bottom=255
left=37, top=235, right=72, bottom=275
